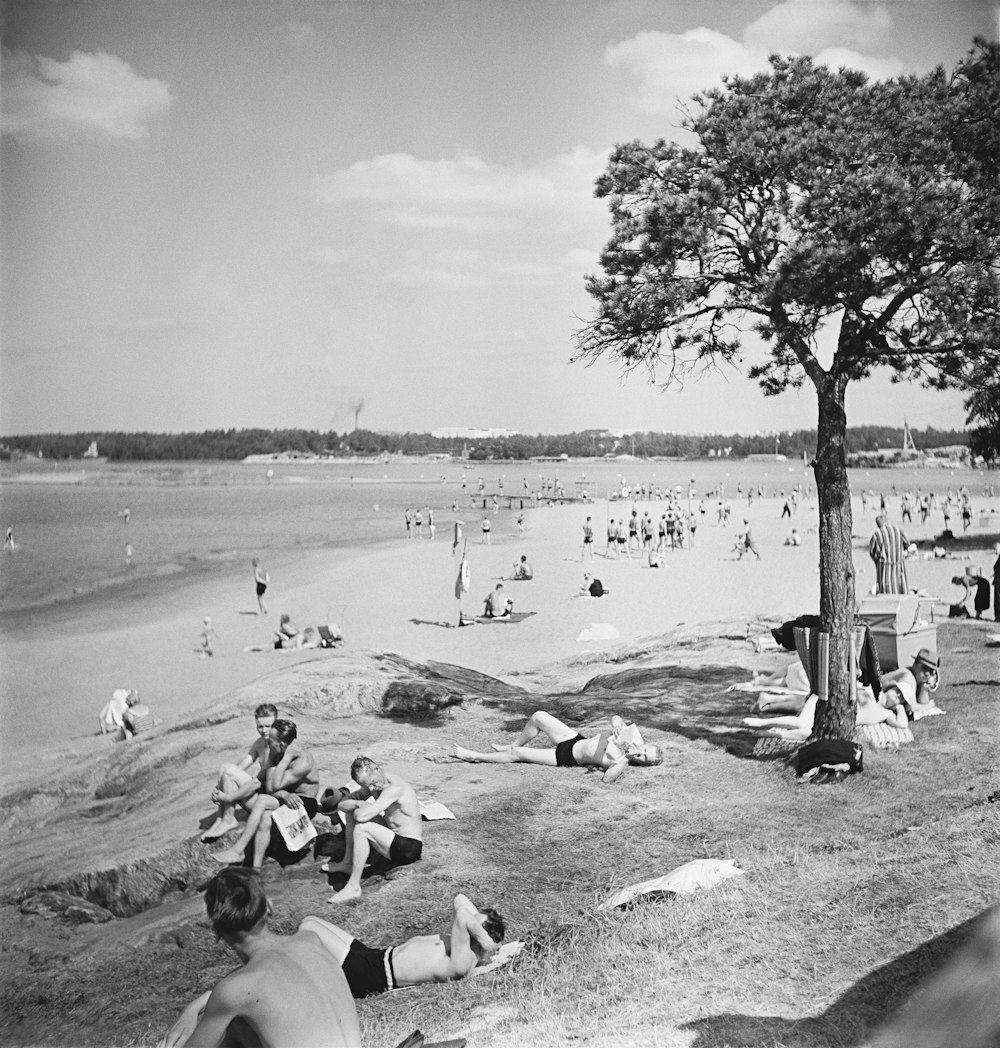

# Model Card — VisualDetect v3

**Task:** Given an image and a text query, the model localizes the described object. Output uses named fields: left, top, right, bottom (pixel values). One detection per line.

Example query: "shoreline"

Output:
left=2, top=493, right=998, bottom=775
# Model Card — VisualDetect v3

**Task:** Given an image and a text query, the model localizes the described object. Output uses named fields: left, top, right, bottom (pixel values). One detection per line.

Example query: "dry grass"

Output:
left=0, top=622, right=997, bottom=1047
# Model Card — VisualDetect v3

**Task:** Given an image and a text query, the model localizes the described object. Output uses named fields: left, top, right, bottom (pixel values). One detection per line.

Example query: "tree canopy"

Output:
left=576, top=41, right=1000, bottom=738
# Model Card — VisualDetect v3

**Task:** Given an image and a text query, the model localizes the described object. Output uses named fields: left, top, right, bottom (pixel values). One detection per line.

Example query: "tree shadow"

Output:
left=680, top=910, right=986, bottom=1047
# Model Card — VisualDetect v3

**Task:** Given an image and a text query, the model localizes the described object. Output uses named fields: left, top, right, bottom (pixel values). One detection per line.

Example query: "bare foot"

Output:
left=327, top=884, right=362, bottom=905
left=201, top=818, right=238, bottom=843
left=212, top=848, right=244, bottom=864
left=320, top=860, right=350, bottom=875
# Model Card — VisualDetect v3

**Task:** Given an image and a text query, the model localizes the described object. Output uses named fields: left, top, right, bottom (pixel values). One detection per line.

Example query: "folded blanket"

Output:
left=751, top=736, right=801, bottom=757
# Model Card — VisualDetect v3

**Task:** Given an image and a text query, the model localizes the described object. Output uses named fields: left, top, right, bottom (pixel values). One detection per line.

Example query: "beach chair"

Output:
left=317, top=624, right=342, bottom=648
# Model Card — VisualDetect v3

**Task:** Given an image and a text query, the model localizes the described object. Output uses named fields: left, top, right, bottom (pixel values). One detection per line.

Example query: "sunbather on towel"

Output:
left=297, top=892, right=504, bottom=998
left=453, top=711, right=661, bottom=784
left=744, top=691, right=908, bottom=735
left=880, top=649, right=940, bottom=715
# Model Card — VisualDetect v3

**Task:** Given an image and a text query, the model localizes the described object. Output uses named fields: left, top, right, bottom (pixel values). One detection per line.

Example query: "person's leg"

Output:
left=201, top=764, right=253, bottom=841
left=511, top=710, right=577, bottom=747
left=453, top=744, right=559, bottom=766
left=251, top=807, right=275, bottom=868
left=744, top=695, right=818, bottom=730
left=327, top=821, right=395, bottom=903
left=212, top=794, right=279, bottom=864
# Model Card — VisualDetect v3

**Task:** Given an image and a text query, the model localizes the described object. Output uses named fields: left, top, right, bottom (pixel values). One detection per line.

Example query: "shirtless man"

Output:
left=453, top=711, right=662, bottom=785
left=201, top=703, right=277, bottom=842
left=298, top=892, right=504, bottom=998
left=483, top=583, right=512, bottom=618
left=880, top=648, right=940, bottom=714
left=156, top=868, right=360, bottom=1048
left=511, top=555, right=533, bottom=580
left=212, top=720, right=320, bottom=868
left=324, top=756, right=423, bottom=904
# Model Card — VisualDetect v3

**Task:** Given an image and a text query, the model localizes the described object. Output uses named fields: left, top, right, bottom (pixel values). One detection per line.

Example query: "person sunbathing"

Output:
left=880, top=648, right=940, bottom=714
left=273, top=613, right=299, bottom=648
left=483, top=584, right=513, bottom=618
left=296, top=892, right=504, bottom=998
left=510, top=555, right=534, bottom=580
left=453, top=710, right=661, bottom=784
left=743, top=689, right=909, bottom=737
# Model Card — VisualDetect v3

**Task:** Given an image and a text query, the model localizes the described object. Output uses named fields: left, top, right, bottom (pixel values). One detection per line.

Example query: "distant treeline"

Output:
left=0, top=425, right=970, bottom=462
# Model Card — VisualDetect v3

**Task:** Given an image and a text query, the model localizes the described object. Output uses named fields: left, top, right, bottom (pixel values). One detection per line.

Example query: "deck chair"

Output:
left=317, top=624, right=342, bottom=648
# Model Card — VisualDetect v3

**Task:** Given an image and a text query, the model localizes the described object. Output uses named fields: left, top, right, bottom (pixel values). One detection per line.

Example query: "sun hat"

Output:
left=912, top=648, right=939, bottom=670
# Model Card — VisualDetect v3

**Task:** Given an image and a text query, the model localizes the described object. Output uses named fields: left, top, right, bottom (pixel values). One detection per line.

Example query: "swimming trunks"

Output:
left=341, top=938, right=396, bottom=998
left=555, top=733, right=585, bottom=767
left=388, top=834, right=423, bottom=865
left=256, top=582, right=267, bottom=596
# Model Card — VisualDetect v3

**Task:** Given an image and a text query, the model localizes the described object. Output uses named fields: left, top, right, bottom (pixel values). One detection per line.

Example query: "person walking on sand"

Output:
left=481, top=516, right=491, bottom=544
left=738, top=520, right=761, bottom=560
left=200, top=616, right=219, bottom=657
left=582, top=516, right=594, bottom=561
left=155, top=868, right=361, bottom=1048
left=868, top=514, right=909, bottom=594
left=252, top=558, right=269, bottom=615
left=323, top=757, right=423, bottom=905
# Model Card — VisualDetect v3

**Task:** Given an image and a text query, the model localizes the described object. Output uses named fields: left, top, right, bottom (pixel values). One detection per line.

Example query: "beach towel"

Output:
left=474, top=611, right=536, bottom=624
left=576, top=623, right=620, bottom=641
left=751, top=736, right=801, bottom=758
left=857, top=722, right=915, bottom=748
left=599, top=859, right=744, bottom=910
left=419, top=801, right=456, bottom=821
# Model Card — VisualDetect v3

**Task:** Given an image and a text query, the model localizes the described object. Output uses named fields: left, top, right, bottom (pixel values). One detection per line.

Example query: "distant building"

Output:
left=430, top=427, right=519, bottom=440
left=83, top=441, right=100, bottom=459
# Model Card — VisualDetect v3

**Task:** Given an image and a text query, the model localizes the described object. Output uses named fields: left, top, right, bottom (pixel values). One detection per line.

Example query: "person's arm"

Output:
left=266, top=749, right=315, bottom=806
left=180, top=982, right=243, bottom=1048
left=352, top=783, right=404, bottom=823
left=445, top=894, right=498, bottom=978
left=157, top=990, right=212, bottom=1048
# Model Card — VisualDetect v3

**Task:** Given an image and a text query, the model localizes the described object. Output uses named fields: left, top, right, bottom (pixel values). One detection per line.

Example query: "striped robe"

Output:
left=868, top=524, right=909, bottom=594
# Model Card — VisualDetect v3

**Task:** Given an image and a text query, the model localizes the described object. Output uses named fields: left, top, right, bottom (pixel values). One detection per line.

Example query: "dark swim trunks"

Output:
left=388, top=834, right=423, bottom=865
left=256, top=582, right=267, bottom=596
left=555, top=734, right=586, bottom=767
left=341, top=938, right=396, bottom=998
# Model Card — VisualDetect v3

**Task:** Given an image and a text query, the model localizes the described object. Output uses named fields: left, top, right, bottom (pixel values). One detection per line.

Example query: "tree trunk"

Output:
left=811, top=373, right=857, bottom=739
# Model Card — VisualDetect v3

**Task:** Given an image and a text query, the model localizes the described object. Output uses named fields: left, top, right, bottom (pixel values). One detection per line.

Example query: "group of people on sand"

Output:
left=161, top=705, right=661, bottom=1046
left=98, top=688, right=156, bottom=740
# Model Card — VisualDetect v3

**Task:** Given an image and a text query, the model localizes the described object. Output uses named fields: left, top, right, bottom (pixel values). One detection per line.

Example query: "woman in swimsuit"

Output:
left=252, top=558, right=269, bottom=615
left=453, top=711, right=661, bottom=784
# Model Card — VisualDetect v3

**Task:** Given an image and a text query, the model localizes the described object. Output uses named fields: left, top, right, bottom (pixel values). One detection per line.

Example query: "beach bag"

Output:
left=794, top=739, right=863, bottom=783
left=272, top=804, right=318, bottom=852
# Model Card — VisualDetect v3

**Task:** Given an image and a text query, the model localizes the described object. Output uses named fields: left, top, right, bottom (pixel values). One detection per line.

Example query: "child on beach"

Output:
left=200, top=617, right=219, bottom=658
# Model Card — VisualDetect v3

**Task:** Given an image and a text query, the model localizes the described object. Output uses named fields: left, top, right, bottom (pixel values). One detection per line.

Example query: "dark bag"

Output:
left=795, top=739, right=863, bottom=782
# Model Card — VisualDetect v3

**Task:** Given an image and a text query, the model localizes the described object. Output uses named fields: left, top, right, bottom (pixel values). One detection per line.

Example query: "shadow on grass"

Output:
left=485, top=663, right=766, bottom=757
left=681, top=910, right=985, bottom=1047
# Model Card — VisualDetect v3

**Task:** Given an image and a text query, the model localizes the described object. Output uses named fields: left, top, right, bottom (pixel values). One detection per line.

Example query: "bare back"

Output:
left=188, top=931, right=359, bottom=1048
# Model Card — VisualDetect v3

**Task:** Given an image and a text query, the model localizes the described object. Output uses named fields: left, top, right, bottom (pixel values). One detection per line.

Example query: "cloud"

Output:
left=744, top=0, right=892, bottom=54
left=606, top=29, right=769, bottom=117
left=606, top=3, right=906, bottom=118
left=1, top=48, right=170, bottom=140
left=312, top=147, right=607, bottom=230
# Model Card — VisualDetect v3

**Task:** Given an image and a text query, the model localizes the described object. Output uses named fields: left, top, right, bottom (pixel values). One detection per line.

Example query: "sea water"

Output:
left=0, top=457, right=991, bottom=615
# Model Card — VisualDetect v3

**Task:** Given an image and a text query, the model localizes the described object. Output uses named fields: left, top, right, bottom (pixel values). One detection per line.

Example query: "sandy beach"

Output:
left=3, top=491, right=997, bottom=779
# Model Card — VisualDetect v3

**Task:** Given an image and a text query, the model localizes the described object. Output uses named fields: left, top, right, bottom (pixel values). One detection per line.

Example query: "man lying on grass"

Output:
left=157, top=868, right=360, bottom=1048
left=453, top=710, right=661, bottom=784
left=323, top=756, right=423, bottom=904
left=299, top=891, right=504, bottom=997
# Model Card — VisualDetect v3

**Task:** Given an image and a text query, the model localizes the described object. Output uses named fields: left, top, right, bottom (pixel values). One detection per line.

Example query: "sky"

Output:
left=1, top=0, right=996, bottom=438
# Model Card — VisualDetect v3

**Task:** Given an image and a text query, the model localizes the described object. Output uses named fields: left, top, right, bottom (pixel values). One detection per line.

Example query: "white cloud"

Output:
left=744, top=0, right=892, bottom=54
left=606, top=29, right=769, bottom=117
left=1, top=49, right=170, bottom=140
left=605, top=3, right=906, bottom=119
left=313, top=147, right=607, bottom=230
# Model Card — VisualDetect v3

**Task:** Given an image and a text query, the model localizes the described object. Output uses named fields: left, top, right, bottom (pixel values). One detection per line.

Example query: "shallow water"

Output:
left=0, top=457, right=991, bottom=614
